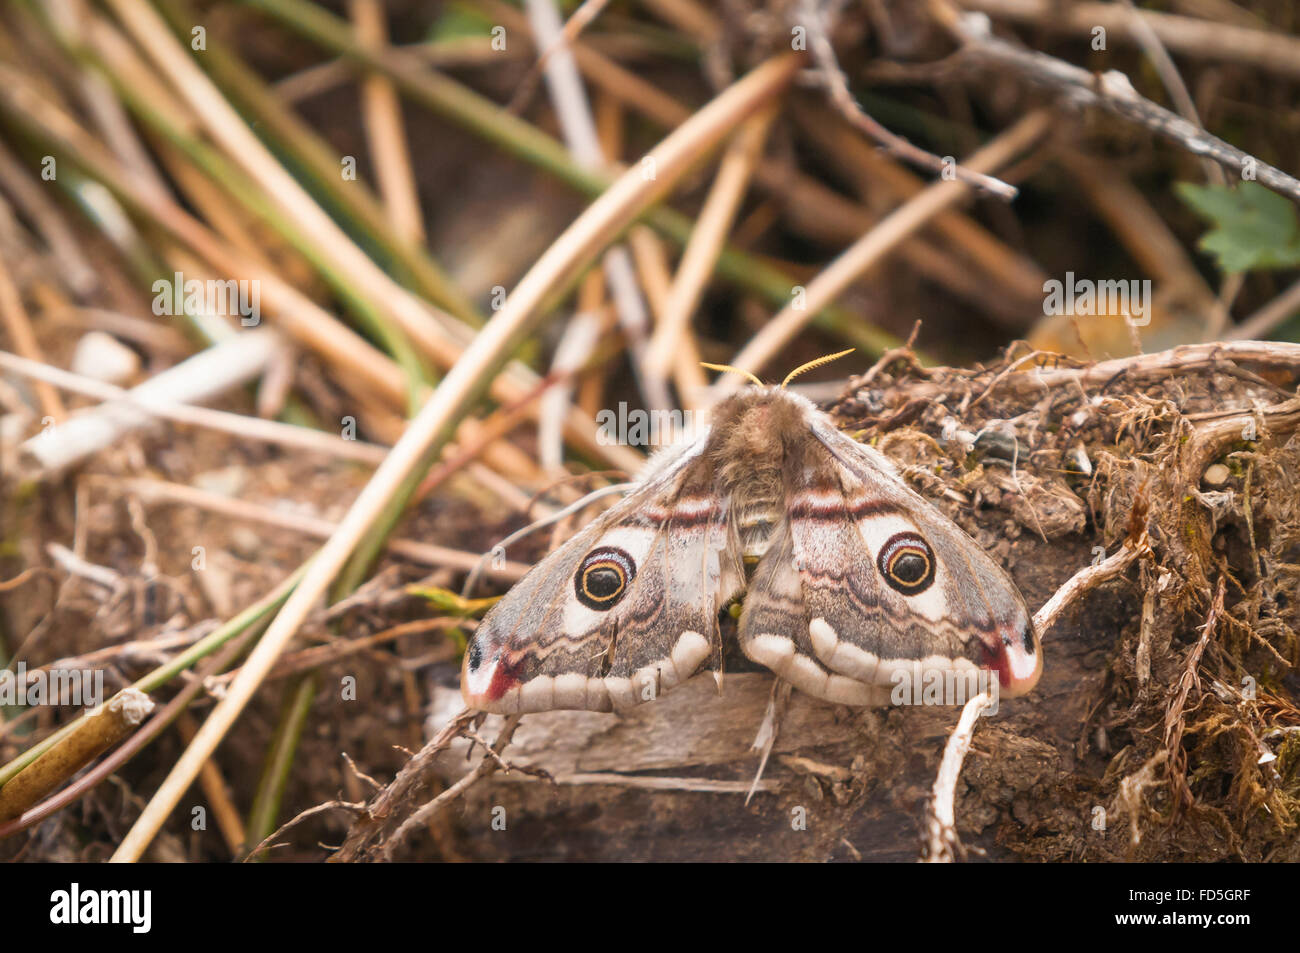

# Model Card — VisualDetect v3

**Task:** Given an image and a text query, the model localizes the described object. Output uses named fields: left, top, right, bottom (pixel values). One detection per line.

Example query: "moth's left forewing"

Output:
left=805, top=413, right=1041, bottom=698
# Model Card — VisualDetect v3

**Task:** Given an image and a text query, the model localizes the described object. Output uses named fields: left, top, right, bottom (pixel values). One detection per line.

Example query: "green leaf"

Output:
left=407, top=584, right=501, bottom=617
left=1175, top=182, right=1300, bottom=273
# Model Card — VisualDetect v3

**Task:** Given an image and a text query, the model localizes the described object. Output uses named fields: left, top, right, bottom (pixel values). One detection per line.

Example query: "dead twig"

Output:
left=932, top=3, right=1300, bottom=204
left=102, top=476, right=534, bottom=582
left=1164, top=577, right=1226, bottom=813
left=956, top=0, right=1300, bottom=80
left=0, top=689, right=154, bottom=823
left=798, top=0, right=1017, bottom=199
left=385, top=714, right=523, bottom=857
left=923, top=691, right=997, bottom=862
left=1033, top=536, right=1150, bottom=638
left=243, top=799, right=366, bottom=862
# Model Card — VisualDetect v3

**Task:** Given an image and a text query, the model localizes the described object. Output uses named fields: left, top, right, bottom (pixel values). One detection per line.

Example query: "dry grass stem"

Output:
left=19, top=330, right=280, bottom=473
left=712, top=109, right=1051, bottom=396
left=105, top=477, right=534, bottom=581
left=0, top=349, right=390, bottom=467
left=646, top=106, right=776, bottom=384
left=351, top=0, right=425, bottom=244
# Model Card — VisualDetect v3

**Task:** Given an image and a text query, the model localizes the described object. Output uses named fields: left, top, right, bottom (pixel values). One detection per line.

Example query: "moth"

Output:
left=462, top=366, right=1041, bottom=714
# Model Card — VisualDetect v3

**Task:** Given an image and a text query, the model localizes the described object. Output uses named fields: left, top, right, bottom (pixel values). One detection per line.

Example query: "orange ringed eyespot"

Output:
left=575, top=546, right=636, bottom=610
left=878, top=532, right=935, bottom=595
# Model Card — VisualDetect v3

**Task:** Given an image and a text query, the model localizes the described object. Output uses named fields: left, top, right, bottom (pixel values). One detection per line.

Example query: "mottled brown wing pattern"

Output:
left=804, top=416, right=1041, bottom=697
left=461, top=441, right=742, bottom=713
left=738, top=436, right=894, bottom=705
left=461, top=387, right=1041, bottom=714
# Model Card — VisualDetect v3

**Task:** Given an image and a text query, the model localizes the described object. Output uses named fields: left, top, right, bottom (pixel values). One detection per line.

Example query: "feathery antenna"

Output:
left=781, top=349, right=855, bottom=388
left=700, top=361, right=764, bottom=388
left=700, top=349, right=856, bottom=390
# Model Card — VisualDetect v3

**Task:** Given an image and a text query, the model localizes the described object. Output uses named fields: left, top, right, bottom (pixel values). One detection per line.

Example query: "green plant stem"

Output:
left=244, top=670, right=318, bottom=857
left=240, top=0, right=898, bottom=356
left=158, top=0, right=483, bottom=328
left=0, top=561, right=307, bottom=790
left=27, top=12, right=431, bottom=411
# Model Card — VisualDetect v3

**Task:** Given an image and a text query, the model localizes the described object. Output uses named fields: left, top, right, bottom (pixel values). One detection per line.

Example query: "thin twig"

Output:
left=103, top=476, right=534, bottom=581
left=1116, top=0, right=1207, bottom=137
left=799, top=0, right=1017, bottom=199
left=956, top=0, right=1300, bottom=80
left=923, top=690, right=996, bottom=862
left=711, top=109, right=1050, bottom=397
left=1033, top=536, right=1149, bottom=638
left=932, top=3, right=1300, bottom=204
left=207, top=618, right=458, bottom=688
left=333, top=707, right=478, bottom=860
left=388, top=715, right=523, bottom=854
left=506, top=0, right=614, bottom=115
left=243, top=799, right=366, bottom=861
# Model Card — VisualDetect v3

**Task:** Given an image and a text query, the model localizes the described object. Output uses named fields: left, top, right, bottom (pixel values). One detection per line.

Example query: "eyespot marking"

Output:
left=575, top=546, right=636, bottom=610
left=877, top=531, right=936, bottom=595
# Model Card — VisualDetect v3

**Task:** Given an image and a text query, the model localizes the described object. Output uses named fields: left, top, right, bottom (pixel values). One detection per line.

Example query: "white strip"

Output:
left=519, top=674, right=556, bottom=711
left=21, top=330, right=280, bottom=473
left=744, top=633, right=888, bottom=706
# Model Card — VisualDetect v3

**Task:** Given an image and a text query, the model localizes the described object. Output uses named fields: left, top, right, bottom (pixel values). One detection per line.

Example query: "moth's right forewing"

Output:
left=462, top=435, right=741, bottom=714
